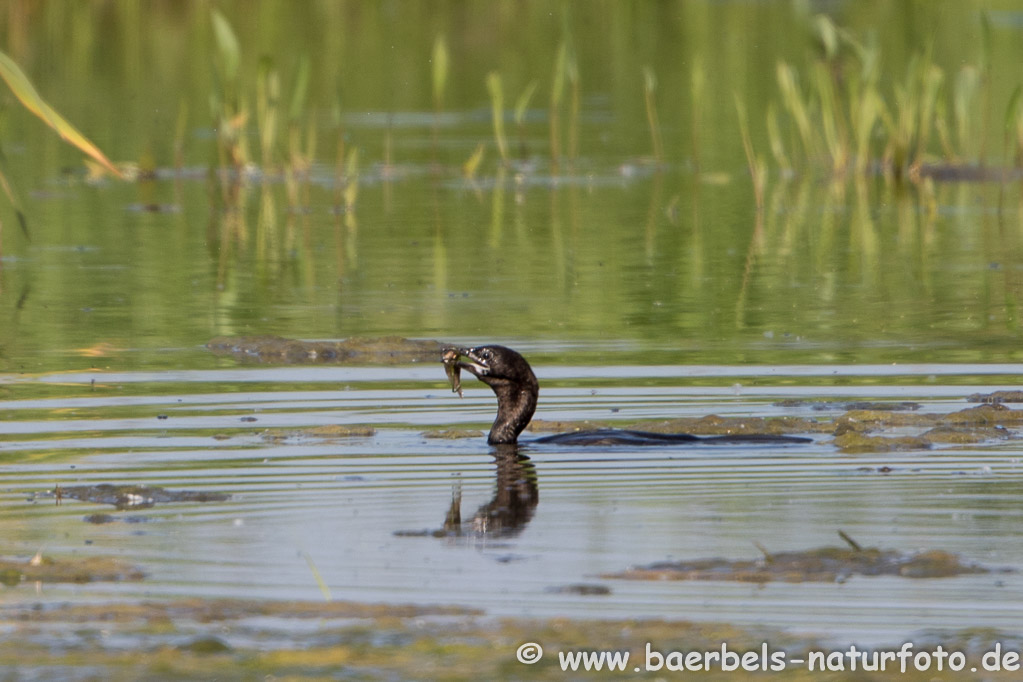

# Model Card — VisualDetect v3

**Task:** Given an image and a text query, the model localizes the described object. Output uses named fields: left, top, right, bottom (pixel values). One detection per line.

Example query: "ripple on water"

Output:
left=1, top=364, right=1022, bottom=646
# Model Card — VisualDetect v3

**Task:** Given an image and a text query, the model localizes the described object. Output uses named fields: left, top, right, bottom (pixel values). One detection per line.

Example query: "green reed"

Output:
left=0, top=47, right=126, bottom=243
left=549, top=42, right=567, bottom=167
left=210, top=8, right=248, bottom=171
left=486, top=72, right=509, bottom=163
left=765, top=13, right=1005, bottom=184
left=432, top=35, right=449, bottom=114
left=256, top=57, right=280, bottom=170
left=549, top=40, right=580, bottom=168
left=285, top=55, right=314, bottom=210
left=1005, top=86, right=1023, bottom=168
left=514, top=80, right=538, bottom=158
left=643, top=66, right=664, bottom=164
left=343, top=147, right=360, bottom=213
left=690, top=57, right=706, bottom=173
left=734, top=94, right=766, bottom=211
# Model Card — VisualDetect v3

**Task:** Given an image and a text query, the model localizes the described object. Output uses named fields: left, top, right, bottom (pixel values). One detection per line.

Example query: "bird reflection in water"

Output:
left=442, top=446, right=538, bottom=538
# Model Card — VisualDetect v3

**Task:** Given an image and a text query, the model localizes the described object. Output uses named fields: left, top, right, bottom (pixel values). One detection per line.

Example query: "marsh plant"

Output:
left=549, top=40, right=580, bottom=168
left=764, top=13, right=1009, bottom=185
left=209, top=10, right=330, bottom=211
left=0, top=49, right=122, bottom=247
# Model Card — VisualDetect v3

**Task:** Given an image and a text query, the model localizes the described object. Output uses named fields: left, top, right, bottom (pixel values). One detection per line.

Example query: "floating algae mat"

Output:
left=52, top=484, right=229, bottom=510
left=604, top=534, right=1003, bottom=584
left=0, top=554, right=144, bottom=585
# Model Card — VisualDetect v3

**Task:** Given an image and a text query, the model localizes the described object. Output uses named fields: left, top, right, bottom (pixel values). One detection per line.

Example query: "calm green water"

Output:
left=3, top=0, right=1023, bottom=672
left=1, top=0, right=1023, bottom=370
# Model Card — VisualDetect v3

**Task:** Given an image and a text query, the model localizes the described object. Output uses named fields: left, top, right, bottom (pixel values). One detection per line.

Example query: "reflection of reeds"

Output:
left=343, top=147, right=359, bottom=213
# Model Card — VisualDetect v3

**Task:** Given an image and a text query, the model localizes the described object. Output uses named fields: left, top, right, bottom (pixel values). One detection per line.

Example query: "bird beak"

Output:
left=441, top=347, right=488, bottom=376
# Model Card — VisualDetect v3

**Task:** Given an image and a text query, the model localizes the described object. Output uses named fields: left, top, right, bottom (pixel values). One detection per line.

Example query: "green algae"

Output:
left=603, top=547, right=999, bottom=584
left=422, top=428, right=485, bottom=440
left=54, top=484, right=229, bottom=510
left=2, top=596, right=1019, bottom=681
left=260, top=424, right=377, bottom=442
left=832, top=432, right=933, bottom=453
left=0, top=554, right=144, bottom=585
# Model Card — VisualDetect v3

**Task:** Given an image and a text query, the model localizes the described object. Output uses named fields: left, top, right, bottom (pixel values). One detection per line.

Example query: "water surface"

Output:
left=3, top=357, right=1022, bottom=647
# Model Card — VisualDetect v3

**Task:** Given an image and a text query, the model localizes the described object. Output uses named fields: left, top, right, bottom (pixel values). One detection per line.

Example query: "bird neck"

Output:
left=487, top=378, right=538, bottom=445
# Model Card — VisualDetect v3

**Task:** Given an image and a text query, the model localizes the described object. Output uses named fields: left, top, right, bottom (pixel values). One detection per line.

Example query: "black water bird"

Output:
left=443, top=345, right=811, bottom=447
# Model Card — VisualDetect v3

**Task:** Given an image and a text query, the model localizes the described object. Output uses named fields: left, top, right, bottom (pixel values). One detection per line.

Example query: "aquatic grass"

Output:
left=549, top=42, right=568, bottom=168
left=513, top=80, right=538, bottom=158
left=0, top=51, right=121, bottom=178
left=643, top=66, right=664, bottom=164
left=566, top=52, right=580, bottom=162
left=210, top=8, right=248, bottom=171
left=485, top=72, right=508, bottom=163
left=953, top=65, right=982, bottom=160
left=1004, top=86, right=1023, bottom=167
left=285, top=56, right=314, bottom=210
left=549, top=39, right=580, bottom=168
left=256, top=57, right=280, bottom=170
left=173, top=99, right=189, bottom=171
left=300, top=550, right=332, bottom=602
left=690, top=57, right=706, bottom=172
left=977, top=11, right=994, bottom=162
left=762, top=13, right=1010, bottom=186
left=343, top=147, right=360, bottom=213
left=880, top=55, right=945, bottom=182
left=0, top=139, right=27, bottom=244
left=765, top=102, right=790, bottom=172
left=432, top=35, right=449, bottom=114
left=431, top=34, right=449, bottom=154
left=287, top=55, right=311, bottom=145
left=0, top=48, right=123, bottom=246
left=331, top=98, right=346, bottom=207
left=813, top=61, right=845, bottom=173
left=734, top=94, right=766, bottom=211
left=462, top=143, right=484, bottom=181
left=775, top=62, right=815, bottom=163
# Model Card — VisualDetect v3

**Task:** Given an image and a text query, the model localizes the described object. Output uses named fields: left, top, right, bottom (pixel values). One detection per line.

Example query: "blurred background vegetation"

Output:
left=1, top=0, right=1023, bottom=371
